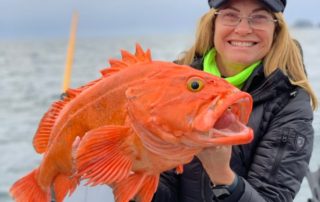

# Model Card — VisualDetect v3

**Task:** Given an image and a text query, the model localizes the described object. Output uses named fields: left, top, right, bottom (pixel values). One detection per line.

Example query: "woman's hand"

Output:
left=196, top=146, right=235, bottom=185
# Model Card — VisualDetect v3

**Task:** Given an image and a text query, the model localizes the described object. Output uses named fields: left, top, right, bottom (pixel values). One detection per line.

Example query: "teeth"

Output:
left=230, top=41, right=254, bottom=47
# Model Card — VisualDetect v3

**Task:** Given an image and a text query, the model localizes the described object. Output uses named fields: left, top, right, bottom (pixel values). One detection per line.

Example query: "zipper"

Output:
left=269, top=133, right=289, bottom=176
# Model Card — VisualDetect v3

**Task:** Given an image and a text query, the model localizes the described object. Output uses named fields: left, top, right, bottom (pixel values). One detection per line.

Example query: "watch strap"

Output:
left=211, top=174, right=239, bottom=199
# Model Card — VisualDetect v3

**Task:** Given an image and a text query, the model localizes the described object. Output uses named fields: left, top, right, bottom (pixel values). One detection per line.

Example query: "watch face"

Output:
left=211, top=174, right=239, bottom=199
left=212, top=186, right=231, bottom=198
left=216, top=192, right=231, bottom=200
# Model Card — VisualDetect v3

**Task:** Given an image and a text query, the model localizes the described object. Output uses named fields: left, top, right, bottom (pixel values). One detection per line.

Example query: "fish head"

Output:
left=125, top=61, right=253, bottom=151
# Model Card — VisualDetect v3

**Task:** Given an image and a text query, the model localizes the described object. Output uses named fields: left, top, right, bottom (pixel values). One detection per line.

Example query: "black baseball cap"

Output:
left=208, top=0, right=286, bottom=12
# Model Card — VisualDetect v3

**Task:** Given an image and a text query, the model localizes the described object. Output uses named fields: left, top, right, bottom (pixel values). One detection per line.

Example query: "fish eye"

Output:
left=187, top=78, right=204, bottom=92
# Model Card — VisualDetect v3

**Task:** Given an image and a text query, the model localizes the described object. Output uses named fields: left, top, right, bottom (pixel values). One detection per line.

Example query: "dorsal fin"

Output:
left=135, top=43, right=151, bottom=62
left=109, top=59, right=129, bottom=68
left=121, top=50, right=139, bottom=64
left=33, top=100, right=67, bottom=153
left=100, top=67, right=122, bottom=77
left=33, top=78, right=101, bottom=154
left=100, top=43, right=152, bottom=77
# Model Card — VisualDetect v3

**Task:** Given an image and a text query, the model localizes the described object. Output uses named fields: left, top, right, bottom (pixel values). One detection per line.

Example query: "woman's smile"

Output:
left=228, top=40, right=257, bottom=47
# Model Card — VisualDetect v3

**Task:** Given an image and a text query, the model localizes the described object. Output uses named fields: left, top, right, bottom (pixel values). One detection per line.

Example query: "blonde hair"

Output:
left=177, top=9, right=318, bottom=110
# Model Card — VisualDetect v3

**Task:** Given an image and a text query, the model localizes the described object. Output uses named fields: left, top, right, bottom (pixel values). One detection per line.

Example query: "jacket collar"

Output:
left=241, top=64, right=295, bottom=104
left=190, top=56, right=295, bottom=104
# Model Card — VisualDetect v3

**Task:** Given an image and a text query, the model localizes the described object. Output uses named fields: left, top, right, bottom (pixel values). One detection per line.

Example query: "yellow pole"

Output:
left=62, top=11, right=78, bottom=92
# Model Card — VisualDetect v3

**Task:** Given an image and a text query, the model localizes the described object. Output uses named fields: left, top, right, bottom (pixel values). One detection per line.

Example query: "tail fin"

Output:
left=9, top=168, right=50, bottom=202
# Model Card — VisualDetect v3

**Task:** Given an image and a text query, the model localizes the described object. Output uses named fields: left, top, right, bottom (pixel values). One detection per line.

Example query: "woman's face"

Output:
left=214, top=0, right=276, bottom=74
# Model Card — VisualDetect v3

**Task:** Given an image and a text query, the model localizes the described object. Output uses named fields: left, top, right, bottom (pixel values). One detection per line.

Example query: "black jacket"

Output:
left=152, top=57, right=314, bottom=202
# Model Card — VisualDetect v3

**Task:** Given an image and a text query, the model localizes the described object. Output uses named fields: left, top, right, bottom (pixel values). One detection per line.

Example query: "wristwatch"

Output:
left=210, top=174, right=239, bottom=199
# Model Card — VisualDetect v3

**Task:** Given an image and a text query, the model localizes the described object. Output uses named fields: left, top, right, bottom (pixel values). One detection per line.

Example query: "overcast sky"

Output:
left=1, top=0, right=320, bottom=39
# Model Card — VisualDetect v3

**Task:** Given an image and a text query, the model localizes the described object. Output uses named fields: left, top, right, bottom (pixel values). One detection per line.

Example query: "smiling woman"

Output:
left=152, top=0, right=318, bottom=201
left=213, top=4, right=276, bottom=76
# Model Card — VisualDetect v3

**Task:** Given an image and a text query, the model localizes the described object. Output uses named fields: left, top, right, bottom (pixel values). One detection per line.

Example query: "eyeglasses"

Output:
left=215, top=10, right=278, bottom=30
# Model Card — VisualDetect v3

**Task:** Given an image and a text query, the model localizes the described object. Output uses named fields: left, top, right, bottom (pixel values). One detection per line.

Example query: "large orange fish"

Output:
left=10, top=44, right=253, bottom=202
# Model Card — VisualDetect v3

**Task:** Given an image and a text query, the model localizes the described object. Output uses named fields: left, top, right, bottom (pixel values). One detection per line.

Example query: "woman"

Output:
left=152, top=0, right=318, bottom=201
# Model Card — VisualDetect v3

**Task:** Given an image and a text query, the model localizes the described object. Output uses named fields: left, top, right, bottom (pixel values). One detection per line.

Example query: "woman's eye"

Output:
left=224, top=12, right=239, bottom=19
left=252, top=14, right=268, bottom=21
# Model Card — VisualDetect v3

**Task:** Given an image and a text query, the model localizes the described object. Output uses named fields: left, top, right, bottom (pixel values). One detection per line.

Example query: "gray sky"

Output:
left=1, top=0, right=320, bottom=39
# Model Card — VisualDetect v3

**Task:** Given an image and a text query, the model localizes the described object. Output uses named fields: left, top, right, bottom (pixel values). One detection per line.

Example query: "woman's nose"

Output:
left=234, top=18, right=253, bottom=34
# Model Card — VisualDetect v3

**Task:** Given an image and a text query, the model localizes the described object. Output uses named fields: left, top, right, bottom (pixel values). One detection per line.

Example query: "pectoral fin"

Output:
left=75, top=125, right=133, bottom=186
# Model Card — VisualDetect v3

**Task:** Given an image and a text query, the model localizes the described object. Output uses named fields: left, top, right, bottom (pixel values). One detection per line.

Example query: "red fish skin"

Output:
left=10, top=44, right=253, bottom=202
left=35, top=63, right=165, bottom=187
left=124, top=131, right=198, bottom=173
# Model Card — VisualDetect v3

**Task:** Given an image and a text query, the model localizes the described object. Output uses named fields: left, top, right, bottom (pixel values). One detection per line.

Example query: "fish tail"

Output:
left=113, top=173, right=159, bottom=202
left=9, top=168, right=51, bottom=202
left=53, top=173, right=80, bottom=202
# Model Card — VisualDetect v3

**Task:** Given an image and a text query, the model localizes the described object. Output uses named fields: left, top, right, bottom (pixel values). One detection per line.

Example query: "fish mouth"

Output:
left=192, top=92, right=253, bottom=146
left=209, top=94, right=253, bottom=145
left=209, top=102, right=251, bottom=142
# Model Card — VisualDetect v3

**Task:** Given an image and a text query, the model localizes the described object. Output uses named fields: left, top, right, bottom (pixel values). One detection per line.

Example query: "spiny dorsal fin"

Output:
left=109, top=59, right=129, bottom=68
left=121, top=50, right=139, bottom=64
left=33, top=78, right=101, bottom=154
left=100, top=43, right=152, bottom=77
left=100, top=67, right=121, bottom=77
left=135, top=43, right=151, bottom=62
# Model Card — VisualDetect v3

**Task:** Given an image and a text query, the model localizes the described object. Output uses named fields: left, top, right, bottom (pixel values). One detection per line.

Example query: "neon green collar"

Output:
left=203, top=48, right=261, bottom=89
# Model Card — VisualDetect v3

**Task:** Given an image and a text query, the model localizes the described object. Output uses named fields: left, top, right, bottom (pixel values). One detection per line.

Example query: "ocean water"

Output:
left=0, top=29, right=319, bottom=202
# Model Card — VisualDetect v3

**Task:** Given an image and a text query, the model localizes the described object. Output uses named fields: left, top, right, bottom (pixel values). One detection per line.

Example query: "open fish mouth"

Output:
left=208, top=95, right=253, bottom=145
left=211, top=100, right=250, bottom=135
left=191, top=92, right=253, bottom=146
